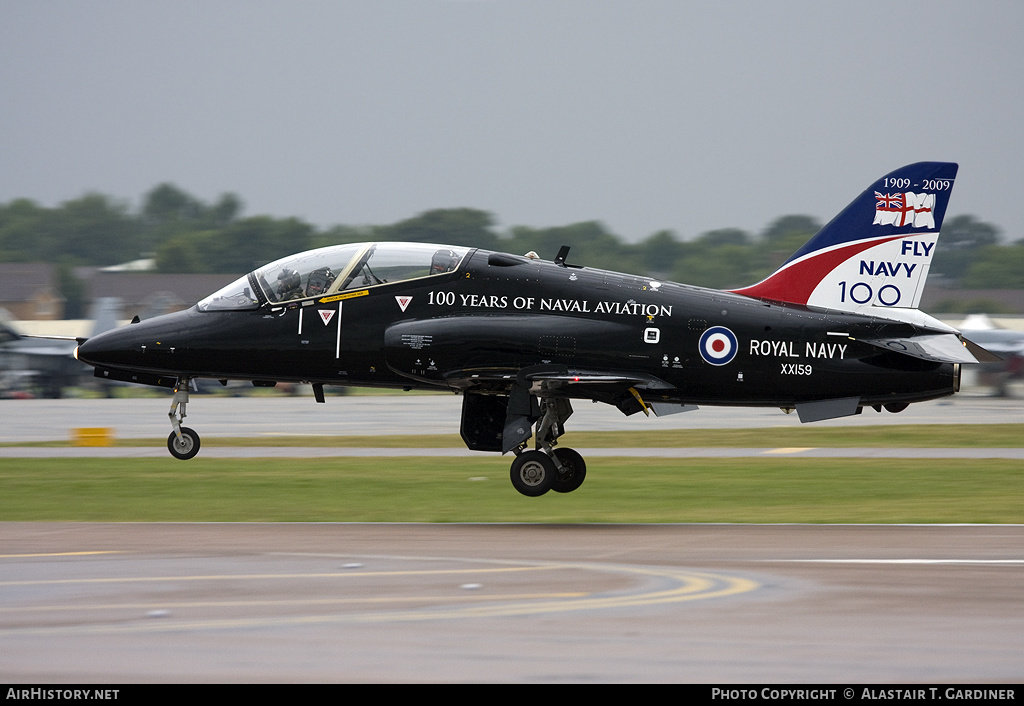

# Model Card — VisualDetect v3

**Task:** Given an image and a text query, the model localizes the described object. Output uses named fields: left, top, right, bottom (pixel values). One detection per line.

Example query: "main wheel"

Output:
left=167, top=427, right=201, bottom=460
left=509, top=450, right=556, bottom=497
left=551, top=447, right=587, bottom=493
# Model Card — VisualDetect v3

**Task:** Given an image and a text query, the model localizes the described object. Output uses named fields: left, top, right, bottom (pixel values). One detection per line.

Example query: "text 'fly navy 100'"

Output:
left=75, top=163, right=998, bottom=496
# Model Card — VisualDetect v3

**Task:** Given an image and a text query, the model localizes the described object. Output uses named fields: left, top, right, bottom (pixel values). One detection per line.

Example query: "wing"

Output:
left=384, top=313, right=692, bottom=410
left=442, top=365, right=692, bottom=416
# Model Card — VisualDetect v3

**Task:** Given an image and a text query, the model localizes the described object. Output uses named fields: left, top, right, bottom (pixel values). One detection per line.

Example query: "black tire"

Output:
left=167, top=427, right=201, bottom=460
left=551, top=447, right=587, bottom=493
left=509, top=450, right=556, bottom=497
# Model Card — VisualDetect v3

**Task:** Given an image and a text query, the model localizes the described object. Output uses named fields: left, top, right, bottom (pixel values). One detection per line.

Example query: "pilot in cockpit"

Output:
left=276, top=268, right=304, bottom=300
left=431, top=249, right=461, bottom=275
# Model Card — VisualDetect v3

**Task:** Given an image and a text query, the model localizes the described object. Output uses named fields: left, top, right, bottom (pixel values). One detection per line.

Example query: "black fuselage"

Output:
left=77, top=247, right=956, bottom=411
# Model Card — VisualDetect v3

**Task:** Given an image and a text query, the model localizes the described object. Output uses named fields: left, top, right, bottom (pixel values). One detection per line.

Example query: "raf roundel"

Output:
left=699, top=326, right=738, bottom=366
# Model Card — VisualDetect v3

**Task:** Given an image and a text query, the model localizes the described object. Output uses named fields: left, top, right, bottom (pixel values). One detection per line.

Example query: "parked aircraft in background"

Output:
left=75, top=162, right=997, bottom=496
left=957, top=313, right=1023, bottom=396
left=1, top=299, right=120, bottom=397
left=957, top=314, right=1024, bottom=357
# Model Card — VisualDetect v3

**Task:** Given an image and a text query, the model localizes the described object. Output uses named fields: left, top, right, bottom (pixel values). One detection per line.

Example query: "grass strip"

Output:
left=1, top=456, right=1020, bottom=524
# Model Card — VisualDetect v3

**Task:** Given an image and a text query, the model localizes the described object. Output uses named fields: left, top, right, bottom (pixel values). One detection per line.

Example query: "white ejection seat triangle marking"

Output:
left=395, top=296, right=412, bottom=312
left=319, top=309, right=335, bottom=325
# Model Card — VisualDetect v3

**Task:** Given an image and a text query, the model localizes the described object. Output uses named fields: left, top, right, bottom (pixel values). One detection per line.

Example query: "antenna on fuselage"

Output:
left=553, top=245, right=570, bottom=267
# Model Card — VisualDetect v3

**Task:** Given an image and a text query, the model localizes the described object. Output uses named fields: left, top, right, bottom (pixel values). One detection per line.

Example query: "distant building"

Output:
left=0, top=263, right=239, bottom=322
left=920, top=285, right=1024, bottom=314
left=0, top=264, right=65, bottom=320
left=86, top=272, right=241, bottom=321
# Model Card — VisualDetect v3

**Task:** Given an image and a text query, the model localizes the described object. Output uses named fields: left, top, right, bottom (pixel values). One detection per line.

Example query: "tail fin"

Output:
left=731, top=162, right=958, bottom=316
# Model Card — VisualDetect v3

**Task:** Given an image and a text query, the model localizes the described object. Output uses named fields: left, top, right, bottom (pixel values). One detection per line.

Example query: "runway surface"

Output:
left=2, top=393, right=1022, bottom=444
left=4, top=446, right=1024, bottom=459
left=2, top=523, right=1022, bottom=682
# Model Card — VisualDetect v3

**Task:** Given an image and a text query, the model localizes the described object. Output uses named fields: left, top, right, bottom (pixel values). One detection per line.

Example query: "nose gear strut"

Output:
left=166, top=377, right=201, bottom=460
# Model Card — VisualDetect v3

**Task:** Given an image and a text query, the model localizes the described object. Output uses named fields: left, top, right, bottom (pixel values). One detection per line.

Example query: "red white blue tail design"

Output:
left=731, top=162, right=958, bottom=316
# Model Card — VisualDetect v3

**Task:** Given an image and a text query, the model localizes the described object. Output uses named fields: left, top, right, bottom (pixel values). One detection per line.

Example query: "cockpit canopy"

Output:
left=198, top=242, right=470, bottom=311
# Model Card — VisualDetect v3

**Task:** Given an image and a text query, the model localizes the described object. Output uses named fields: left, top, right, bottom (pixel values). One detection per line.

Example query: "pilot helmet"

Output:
left=277, top=268, right=301, bottom=292
left=430, top=249, right=460, bottom=275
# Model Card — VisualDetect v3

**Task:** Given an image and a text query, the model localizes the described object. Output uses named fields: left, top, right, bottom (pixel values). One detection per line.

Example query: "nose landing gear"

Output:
left=166, top=378, right=202, bottom=460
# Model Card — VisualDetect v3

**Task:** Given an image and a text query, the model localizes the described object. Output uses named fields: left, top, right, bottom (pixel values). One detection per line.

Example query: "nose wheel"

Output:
left=167, top=426, right=201, bottom=460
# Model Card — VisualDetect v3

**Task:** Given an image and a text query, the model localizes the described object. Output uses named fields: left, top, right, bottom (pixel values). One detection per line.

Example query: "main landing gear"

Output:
left=166, top=377, right=201, bottom=460
left=508, top=397, right=587, bottom=497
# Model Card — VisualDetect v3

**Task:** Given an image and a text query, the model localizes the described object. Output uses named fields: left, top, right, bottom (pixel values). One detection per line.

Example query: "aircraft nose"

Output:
left=74, top=326, right=135, bottom=368
left=74, top=310, right=194, bottom=371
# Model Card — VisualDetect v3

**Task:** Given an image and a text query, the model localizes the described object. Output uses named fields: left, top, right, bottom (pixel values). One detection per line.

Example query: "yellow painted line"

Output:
left=761, top=447, right=815, bottom=454
left=0, top=551, right=121, bottom=559
left=0, top=563, right=760, bottom=634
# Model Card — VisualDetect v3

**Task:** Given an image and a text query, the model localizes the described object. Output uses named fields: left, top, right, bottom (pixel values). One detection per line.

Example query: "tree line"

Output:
left=0, top=183, right=1017, bottom=295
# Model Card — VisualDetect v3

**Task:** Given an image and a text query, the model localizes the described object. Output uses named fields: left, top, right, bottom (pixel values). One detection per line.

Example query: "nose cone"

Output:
left=75, top=326, right=135, bottom=368
left=75, top=310, right=194, bottom=373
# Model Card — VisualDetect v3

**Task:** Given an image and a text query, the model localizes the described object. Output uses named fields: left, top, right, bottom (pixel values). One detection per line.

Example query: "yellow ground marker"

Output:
left=72, top=428, right=114, bottom=447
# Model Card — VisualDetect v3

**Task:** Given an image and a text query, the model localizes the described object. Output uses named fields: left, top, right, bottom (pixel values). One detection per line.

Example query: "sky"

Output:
left=2, top=0, right=1023, bottom=243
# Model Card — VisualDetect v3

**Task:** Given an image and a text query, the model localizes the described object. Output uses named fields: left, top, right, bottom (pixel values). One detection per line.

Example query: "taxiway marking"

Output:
left=0, top=559, right=760, bottom=633
left=0, top=551, right=121, bottom=559
left=774, top=559, right=1024, bottom=564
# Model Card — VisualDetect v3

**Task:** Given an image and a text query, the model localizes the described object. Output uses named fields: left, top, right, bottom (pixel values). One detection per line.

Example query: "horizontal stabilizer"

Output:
left=796, top=397, right=860, bottom=423
left=860, top=333, right=993, bottom=364
left=961, top=337, right=1003, bottom=363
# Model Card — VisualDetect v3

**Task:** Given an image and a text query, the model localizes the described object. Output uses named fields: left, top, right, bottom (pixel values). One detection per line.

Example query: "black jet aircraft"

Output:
left=75, top=162, right=997, bottom=496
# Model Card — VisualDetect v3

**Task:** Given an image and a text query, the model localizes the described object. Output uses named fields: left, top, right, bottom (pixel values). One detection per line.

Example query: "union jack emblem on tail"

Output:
left=875, top=192, right=903, bottom=209
left=873, top=191, right=936, bottom=229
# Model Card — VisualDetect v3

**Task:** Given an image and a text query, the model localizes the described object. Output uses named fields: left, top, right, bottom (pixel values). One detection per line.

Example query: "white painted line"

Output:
left=773, top=559, right=1024, bottom=564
